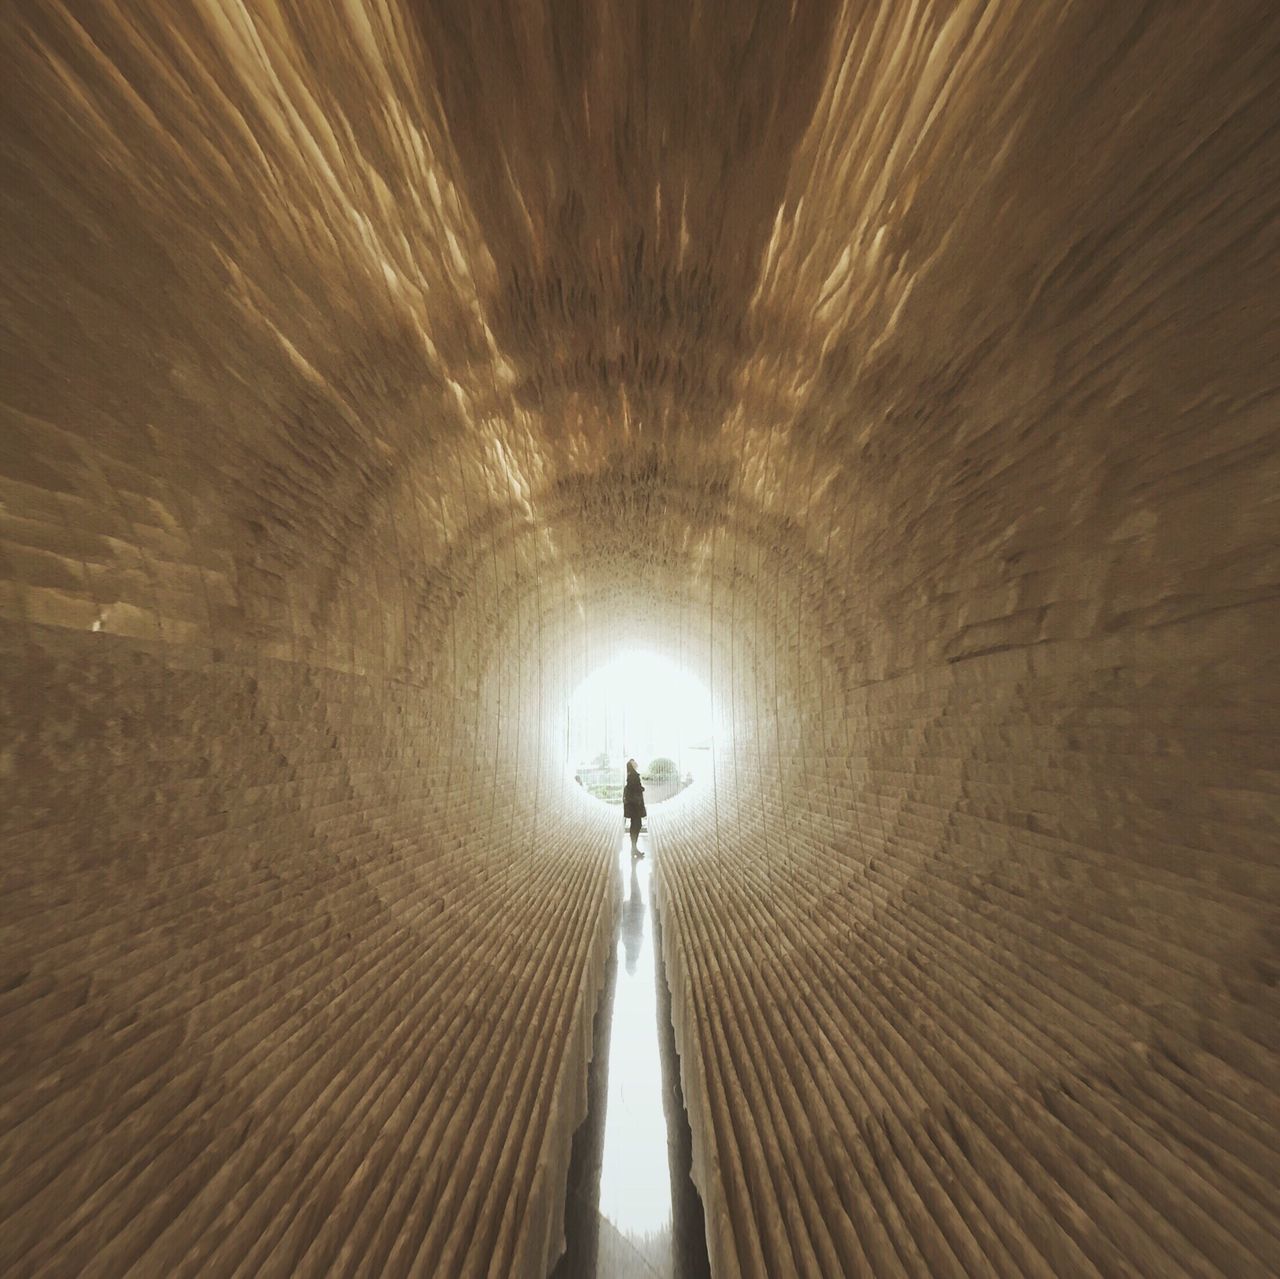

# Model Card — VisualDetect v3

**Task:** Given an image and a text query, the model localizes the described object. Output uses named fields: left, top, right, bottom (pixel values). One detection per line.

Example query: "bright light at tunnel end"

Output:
left=565, top=649, right=717, bottom=802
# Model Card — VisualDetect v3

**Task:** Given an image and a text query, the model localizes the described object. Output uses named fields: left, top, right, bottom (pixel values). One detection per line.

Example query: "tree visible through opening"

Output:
left=566, top=651, right=714, bottom=806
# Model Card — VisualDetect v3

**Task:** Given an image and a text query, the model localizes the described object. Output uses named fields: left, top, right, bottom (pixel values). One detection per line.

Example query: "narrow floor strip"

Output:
left=554, top=834, right=711, bottom=1278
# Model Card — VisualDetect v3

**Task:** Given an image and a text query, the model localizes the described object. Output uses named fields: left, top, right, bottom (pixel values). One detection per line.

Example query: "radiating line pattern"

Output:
left=2, top=0, right=1278, bottom=1275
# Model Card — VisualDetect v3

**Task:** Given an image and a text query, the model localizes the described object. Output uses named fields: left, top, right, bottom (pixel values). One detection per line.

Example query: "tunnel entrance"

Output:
left=565, top=651, right=714, bottom=806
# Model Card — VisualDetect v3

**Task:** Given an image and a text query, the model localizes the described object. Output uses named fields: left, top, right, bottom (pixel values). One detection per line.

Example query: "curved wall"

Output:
left=2, top=1, right=1278, bottom=1275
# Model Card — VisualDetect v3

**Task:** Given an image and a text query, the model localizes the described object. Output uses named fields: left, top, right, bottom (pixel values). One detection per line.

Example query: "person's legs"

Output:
left=629, top=816, right=641, bottom=855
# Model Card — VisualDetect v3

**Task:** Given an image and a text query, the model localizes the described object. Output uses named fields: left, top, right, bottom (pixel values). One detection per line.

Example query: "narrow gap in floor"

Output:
left=553, top=835, right=711, bottom=1279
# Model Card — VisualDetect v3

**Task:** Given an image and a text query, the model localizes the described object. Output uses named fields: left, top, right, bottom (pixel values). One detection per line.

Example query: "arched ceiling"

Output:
left=2, top=1, right=1278, bottom=1274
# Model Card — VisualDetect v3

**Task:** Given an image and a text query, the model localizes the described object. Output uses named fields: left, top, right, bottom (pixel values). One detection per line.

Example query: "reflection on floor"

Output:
left=553, top=836, right=711, bottom=1279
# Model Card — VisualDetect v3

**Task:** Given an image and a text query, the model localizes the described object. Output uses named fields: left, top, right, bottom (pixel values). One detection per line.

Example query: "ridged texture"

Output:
left=2, top=0, right=1278, bottom=1275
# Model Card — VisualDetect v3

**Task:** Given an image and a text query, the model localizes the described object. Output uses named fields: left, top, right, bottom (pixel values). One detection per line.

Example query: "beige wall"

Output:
left=2, top=1, right=1277, bottom=1274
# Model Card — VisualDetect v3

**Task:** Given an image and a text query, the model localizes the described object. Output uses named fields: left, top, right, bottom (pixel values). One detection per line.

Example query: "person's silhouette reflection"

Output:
left=621, top=858, right=645, bottom=974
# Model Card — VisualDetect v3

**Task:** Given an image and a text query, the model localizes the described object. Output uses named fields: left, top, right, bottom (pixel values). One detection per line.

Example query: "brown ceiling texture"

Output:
left=2, top=1, right=1278, bottom=1275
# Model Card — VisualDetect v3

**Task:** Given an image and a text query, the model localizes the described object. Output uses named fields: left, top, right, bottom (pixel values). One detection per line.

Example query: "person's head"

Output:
left=626, top=758, right=638, bottom=777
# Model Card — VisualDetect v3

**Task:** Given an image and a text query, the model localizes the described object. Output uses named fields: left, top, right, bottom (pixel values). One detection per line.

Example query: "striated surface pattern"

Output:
left=2, top=1, right=1278, bottom=1275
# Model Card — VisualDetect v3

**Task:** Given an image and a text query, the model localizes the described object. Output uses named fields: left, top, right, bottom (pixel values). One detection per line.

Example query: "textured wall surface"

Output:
left=3, top=1, right=1279, bottom=1275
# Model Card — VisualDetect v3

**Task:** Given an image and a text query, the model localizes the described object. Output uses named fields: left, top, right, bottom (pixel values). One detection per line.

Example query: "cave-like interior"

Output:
left=3, top=3, right=1278, bottom=1275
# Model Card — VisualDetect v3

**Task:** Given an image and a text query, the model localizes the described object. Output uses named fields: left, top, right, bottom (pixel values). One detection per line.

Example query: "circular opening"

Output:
left=565, top=649, right=715, bottom=806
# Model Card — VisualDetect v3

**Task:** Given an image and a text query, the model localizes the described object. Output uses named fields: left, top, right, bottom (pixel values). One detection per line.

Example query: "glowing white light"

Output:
left=566, top=649, right=714, bottom=787
left=597, top=845, right=675, bottom=1254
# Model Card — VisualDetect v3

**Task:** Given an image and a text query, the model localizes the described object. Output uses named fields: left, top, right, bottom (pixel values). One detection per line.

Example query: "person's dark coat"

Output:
left=623, top=772, right=646, bottom=820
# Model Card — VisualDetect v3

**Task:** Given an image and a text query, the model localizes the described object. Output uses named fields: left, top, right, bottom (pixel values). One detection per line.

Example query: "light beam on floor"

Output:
left=595, top=837, right=676, bottom=1274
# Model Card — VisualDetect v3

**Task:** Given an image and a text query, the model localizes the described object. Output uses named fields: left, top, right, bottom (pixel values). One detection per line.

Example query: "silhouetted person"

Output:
left=623, top=758, right=646, bottom=856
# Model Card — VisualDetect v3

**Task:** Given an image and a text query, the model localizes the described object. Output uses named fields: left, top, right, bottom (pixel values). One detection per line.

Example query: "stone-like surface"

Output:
left=2, top=1, right=1278, bottom=1275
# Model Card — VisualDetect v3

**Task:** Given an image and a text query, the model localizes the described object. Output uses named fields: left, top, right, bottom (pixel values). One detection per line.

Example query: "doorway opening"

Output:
left=565, top=650, right=715, bottom=805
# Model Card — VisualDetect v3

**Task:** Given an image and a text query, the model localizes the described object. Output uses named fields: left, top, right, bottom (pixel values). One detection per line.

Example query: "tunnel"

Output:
left=2, top=1, right=1278, bottom=1275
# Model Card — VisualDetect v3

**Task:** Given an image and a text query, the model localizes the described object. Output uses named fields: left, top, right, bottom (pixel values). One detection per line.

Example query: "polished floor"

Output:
left=553, top=835, right=711, bottom=1279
